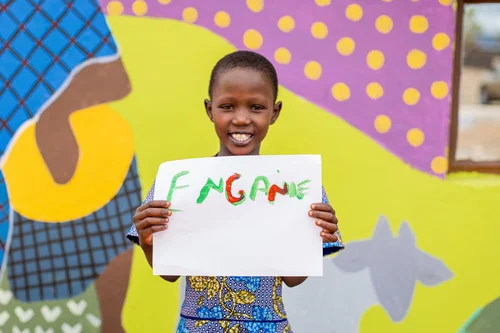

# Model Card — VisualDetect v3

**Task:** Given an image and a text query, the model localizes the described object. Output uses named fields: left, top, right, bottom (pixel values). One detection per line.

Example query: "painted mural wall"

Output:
left=0, top=0, right=498, bottom=332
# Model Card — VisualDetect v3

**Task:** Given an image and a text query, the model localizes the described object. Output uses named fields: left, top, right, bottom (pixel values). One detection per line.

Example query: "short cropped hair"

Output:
left=208, top=50, right=279, bottom=101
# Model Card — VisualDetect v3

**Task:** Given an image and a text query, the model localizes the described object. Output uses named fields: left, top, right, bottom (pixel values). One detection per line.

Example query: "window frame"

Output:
left=448, top=0, right=500, bottom=174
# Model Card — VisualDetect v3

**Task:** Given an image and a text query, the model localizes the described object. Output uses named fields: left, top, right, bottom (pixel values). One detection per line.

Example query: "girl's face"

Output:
left=205, top=68, right=281, bottom=156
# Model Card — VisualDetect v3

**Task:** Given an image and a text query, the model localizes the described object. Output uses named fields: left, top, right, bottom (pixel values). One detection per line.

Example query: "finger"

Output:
left=140, top=225, right=168, bottom=246
left=310, top=203, right=334, bottom=213
left=140, top=224, right=168, bottom=239
left=315, top=220, right=338, bottom=233
left=136, top=200, right=170, bottom=213
left=309, top=210, right=335, bottom=222
left=321, top=231, right=338, bottom=243
left=134, top=207, right=172, bottom=222
left=136, top=217, right=169, bottom=231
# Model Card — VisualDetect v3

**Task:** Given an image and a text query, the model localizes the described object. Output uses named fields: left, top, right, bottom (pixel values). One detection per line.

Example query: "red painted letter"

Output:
left=225, top=173, right=246, bottom=205
left=268, top=183, right=288, bottom=202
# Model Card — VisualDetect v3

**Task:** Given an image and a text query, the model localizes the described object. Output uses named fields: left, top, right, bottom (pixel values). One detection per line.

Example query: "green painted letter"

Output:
left=197, top=177, right=224, bottom=204
left=249, top=176, right=270, bottom=201
left=296, top=180, right=311, bottom=200
left=287, top=182, right=297, bottom=198
left=166, top=170, right=190, bottom=203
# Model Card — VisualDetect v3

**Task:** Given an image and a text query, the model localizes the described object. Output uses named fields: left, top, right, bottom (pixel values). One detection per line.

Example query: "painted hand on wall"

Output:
left=35, top=59, right=131, bottom=184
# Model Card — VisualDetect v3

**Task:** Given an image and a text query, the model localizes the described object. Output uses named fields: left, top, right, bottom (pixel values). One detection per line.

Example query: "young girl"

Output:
left=126, top=51, right=344, bottom=333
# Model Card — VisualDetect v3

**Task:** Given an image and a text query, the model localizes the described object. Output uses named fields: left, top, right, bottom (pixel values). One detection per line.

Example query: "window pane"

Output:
left=457, top=3, right=500, bottom=162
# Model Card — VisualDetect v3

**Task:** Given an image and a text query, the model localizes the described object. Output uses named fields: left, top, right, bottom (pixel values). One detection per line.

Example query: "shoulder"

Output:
left=143, top=179, right=156, bottom=204
left=321, top=185, right=329, bottom=204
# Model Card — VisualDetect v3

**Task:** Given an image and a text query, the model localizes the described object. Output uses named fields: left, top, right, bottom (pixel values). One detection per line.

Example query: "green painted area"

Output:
left=459, top=298, right=500, bottom=333
left=0, top=272, right=102, bottom=332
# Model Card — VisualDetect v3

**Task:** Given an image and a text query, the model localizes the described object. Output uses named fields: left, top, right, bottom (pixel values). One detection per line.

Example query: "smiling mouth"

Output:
left=229, top=132, right=254, bottom=145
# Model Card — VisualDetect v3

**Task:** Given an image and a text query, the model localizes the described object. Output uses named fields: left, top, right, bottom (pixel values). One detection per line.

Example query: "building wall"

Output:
left=0, top=0, right=498, bottom=332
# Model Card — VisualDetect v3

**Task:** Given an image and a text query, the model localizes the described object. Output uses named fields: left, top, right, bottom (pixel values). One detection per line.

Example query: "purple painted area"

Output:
left=100, top=0, right=456, bottom=176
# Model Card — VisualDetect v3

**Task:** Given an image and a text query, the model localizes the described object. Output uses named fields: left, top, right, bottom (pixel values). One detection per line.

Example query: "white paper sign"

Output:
left=152, top=154, right=323, bottom=277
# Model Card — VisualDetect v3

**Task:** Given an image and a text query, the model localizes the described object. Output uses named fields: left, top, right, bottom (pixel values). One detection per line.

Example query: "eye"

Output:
left=219, top=104, right=234, bottom=110
left=250, top=105, right=265, bottom=111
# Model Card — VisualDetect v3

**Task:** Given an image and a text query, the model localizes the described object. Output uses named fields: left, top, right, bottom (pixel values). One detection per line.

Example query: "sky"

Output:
left=465, top=3, right=500, bottom=37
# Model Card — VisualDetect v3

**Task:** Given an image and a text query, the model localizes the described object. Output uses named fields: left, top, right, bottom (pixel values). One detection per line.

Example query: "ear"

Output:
left=204, top=99, right=213, bottom=122
left=270, top=101, right=282, bottom=125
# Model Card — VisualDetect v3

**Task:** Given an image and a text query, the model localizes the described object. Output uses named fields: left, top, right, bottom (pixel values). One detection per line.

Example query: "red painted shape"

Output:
left=225, top=173, right=245, bottom=204
left=268, top=183, right=288, bottom=202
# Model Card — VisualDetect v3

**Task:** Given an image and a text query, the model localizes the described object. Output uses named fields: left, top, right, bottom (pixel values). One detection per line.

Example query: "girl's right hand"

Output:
left=133, top=200, right=172, bottom=247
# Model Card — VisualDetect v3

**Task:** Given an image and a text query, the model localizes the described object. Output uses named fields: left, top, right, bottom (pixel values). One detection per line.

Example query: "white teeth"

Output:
left=231, top=133, right=251, bottom=142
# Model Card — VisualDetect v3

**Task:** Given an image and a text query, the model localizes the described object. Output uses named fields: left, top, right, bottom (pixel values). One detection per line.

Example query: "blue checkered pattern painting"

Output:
left=7, top=159, right=141, bottom=302
left=0, top=0, right=118, bottom=156
left=0, top=0, right=120, bottom=288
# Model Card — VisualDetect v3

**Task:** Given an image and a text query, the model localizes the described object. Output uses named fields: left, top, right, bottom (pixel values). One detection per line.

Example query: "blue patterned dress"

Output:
left=127, top=179, right=344, bottom=333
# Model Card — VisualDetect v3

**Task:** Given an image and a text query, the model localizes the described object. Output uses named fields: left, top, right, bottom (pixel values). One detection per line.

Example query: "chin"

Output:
left=229, top=146, right=256, bottom=156
left=222, top=142, right=259, bottom=156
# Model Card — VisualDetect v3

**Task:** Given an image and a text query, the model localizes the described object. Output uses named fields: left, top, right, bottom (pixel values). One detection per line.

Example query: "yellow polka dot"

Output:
left=409, top=15, right=428, bottom=33
left=331, top=83, right=351, bottom=102
left=431, top=156, right=448, bottom=174
left=374, top=115, right=392, bottom=133
left=182, top=7, right=198, bottom=23
left=278, top=16, right=295, bottom=33
left=274, top=47, right=291, bottom=64
left=315, top=0, right=331, bottom=6
left=107, top=1, right=123, bottom=15
left=407, top=49, right=427, bottom=69
left=438, top=0, right=452, bottom=5
left=375, top=15, right=393, bottom=34
left=367, top=50, right=385, bottom=70
left=158, top=0, right=171, bottom=4
left=431, top=81, right=449, bottom=99
left=346, top=4, right=363, bottom=21
left=214, top=11, right=231, bottom=28
left=311, top=22, right=328, bottom=39
left=132, top=0, right=147, bottom=16
left=366, top=82, right=384, bottom=100
left=382, top=0, right=392, bottom=2
left=403, top=88, right=420, bottom=105
left=432, top=33, right=451, bottom=50
left=407, top=128, right=425, bottom=147
left=336, top=37, right=355, bottom=56
left=304, top=61, right=322, bottom=80
left=243, top=29, right=263, bottom=50
left=247, top=0, right=264, bottom=13
left=452, top=0, right=457, bottom=11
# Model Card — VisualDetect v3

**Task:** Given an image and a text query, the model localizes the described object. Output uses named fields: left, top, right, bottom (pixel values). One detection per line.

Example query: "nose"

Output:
left=231, top=108, right=251, bottom=126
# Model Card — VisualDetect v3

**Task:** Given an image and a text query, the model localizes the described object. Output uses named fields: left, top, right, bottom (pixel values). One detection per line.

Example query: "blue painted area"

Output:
left=0, top=0, right=118, bottom=156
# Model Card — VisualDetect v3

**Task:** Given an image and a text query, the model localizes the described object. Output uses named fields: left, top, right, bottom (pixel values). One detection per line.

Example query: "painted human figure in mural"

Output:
left=0, top=1, right=139, bottom=332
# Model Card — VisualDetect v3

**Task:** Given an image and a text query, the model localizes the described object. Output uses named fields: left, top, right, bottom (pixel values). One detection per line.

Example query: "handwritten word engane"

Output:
left=167, top=171, right=311, bottom=206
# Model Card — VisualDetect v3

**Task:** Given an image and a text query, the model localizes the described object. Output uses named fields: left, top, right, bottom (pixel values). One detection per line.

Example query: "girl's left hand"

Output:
left=309, top=203, right=339, bottom=243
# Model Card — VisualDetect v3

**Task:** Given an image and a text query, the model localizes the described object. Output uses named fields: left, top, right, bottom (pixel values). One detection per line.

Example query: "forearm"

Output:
left=281, top=277, right=308, bottom=287
left=140, top=244, right=180, bottom=283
